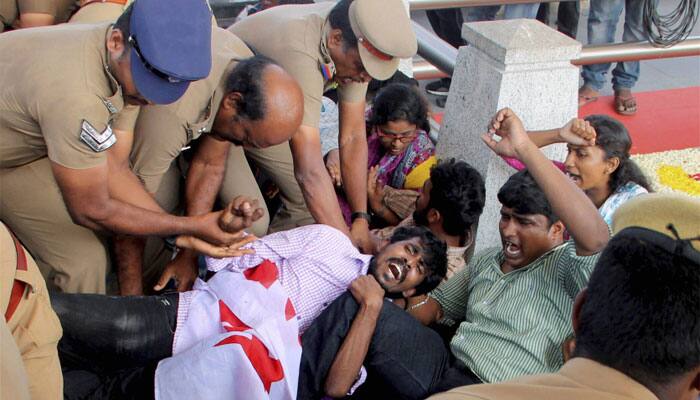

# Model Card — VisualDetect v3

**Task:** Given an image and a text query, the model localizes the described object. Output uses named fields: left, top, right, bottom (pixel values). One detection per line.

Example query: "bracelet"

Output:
left=351, top=211, right=372, bottom=223
left=408, top=296, right=430, bottom=311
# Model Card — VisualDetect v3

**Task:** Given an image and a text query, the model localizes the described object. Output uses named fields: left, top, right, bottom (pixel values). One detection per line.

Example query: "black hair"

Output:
left=328, top=0, right=357, bottom=49
left=113, top=4, right=133, bottom=46
left=389, top=226, right=447, bottom=295
left=585, top=115, right=652, bottom=192
left=574, top=233, right=700, bottom=387
left=427, top=159, right=485, bottom=237
left=497, top=170, right=557, bottom=225
left=368, top=83, right=431, bottom=133
left=225, top=56, right=277, bottom=121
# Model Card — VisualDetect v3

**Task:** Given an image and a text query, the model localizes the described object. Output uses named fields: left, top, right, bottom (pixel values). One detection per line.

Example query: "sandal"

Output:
left=614, top=89, right=637, bottom=115
left=578, top=85, right=599, bottom=107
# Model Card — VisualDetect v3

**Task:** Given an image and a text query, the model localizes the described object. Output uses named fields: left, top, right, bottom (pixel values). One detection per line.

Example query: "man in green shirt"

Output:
left=298, top=108, right=610, bottom=399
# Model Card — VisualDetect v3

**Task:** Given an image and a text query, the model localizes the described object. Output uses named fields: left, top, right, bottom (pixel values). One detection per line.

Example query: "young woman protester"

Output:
left=326, top=83, right=437, bottom=226
left=494, top=113, right=651, bottom=226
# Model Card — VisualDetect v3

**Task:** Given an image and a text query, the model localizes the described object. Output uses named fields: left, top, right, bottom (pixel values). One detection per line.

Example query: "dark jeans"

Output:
left=52, top=292, right=179, bottom=400
left=426, top=8, right=465, bottom=48
left=557, top=1, right=580, bottom=39
left=299, top=292, right=480, bottom=400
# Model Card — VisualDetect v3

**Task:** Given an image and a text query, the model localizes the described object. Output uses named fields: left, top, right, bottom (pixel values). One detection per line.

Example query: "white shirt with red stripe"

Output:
left=155, top=225, right=371, bottom=399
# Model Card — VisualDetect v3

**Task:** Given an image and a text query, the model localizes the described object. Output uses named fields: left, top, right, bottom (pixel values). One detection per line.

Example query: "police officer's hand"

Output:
left=219, top=196, right=265, bottom=234
left=325, top=149, right=342, bottom=187
left=367, top=165, right=385, bottom=213
left=174, top=234, right=258, bottom=258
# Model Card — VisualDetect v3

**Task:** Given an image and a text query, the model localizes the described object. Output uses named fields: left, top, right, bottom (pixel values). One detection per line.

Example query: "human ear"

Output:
left=427, top=209, right=440, bottom=224
left=106, top=28, right=126, bottom=57
left=223, top=92, right=242, bottom=112
left=549, top=220, right=565, bottom=240
left=328, top=29, right=344, bottom=50
left=463, top=227, right=474, bottom=249
left=605, top=156, right=620, bottom=175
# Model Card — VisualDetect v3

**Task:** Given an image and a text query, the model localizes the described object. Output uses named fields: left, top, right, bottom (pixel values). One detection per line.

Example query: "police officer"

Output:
left=1, top=222, right=63, bottom=400
left=0, top=0, right=239, bottom=294
left=69, top=0, right=130, bottom=24
left=226, top=0, right=417, bottom=249
left=119, top=47, right=304, bottom=294
left=0, top=0, right=77, bottom=32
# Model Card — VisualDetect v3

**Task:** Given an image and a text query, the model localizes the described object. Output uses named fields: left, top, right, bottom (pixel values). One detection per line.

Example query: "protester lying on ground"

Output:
left=498, top=113, right=650, bottom=226
left=115, top=53, right=304, bottom=295
left=298, top=107, right=610, bottom=399
left=229, top=0, right=418, bottom=251
left=327, top=83, right=436, bottom=226
left=1, top=222, right=63, bottom=400
left=52, top=200, right=447, bottom=399
left=371, top=159, right=485, bottom=316
left=429, top=192, right=700, bottom=400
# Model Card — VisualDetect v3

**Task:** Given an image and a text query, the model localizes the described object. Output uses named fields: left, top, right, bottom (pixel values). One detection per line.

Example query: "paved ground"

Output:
left=412, top=0, right=700, bottom=101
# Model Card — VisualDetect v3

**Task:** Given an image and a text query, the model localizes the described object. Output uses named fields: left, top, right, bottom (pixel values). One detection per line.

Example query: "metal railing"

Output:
left=412, top=18, right=700, bottom=80
left=409, top=0, right=575, bottom=10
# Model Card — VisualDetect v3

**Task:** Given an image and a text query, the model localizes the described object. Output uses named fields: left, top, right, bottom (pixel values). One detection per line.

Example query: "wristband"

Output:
left=351, top=211, right=371, bottom=223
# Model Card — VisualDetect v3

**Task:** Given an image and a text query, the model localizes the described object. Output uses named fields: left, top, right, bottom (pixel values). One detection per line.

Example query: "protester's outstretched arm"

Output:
left=324, top=276, right=383, bottom=398
left=482, top=108, right=609, bottom=255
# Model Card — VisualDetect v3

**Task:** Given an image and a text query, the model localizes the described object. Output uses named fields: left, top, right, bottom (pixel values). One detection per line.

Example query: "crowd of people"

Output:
left=1, top=1, right=698, bottom=400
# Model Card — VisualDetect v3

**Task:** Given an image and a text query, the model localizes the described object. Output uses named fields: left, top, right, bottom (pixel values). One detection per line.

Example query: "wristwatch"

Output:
left=351, top=211, right=372, bottom=223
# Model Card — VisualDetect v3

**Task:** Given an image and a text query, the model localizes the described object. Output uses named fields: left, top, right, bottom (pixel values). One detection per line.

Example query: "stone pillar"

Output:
left=436, top=19, right=581, bottom=253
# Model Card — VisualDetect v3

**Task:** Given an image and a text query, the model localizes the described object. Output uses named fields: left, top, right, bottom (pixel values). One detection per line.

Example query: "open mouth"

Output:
left=387, top=258, right=406, bottom=281
left=503, top=240, right=521, bottom=258
left=565, top=171, right=581, bottom=185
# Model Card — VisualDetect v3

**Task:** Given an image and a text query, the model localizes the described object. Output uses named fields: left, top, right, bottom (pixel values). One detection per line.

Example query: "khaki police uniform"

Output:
left=1, top=222, right=63, bottom=400
left=68, top=0, right=129, bottom=24
left=228, top=2, right=369, bottom=231
left=0, top=23, right=125, bottom=293
left=0, top=0, right=78, bottom=32
left=126, top=27, right=267, bottom=282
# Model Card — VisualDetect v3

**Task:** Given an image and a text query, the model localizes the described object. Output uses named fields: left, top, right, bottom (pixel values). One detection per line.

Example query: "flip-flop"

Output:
left=615, top=90, right=637, bottom=115
left=578, top=86, right=599, bottom=107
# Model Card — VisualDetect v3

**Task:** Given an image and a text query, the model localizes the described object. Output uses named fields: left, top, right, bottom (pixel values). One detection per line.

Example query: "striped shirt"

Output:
left=181, top=225, right=372, bottom=334
left=430, top=241, right=598, bottom=383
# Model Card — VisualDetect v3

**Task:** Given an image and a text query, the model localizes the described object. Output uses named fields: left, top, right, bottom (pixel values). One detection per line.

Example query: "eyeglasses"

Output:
left=128, top=36, right=182, bottom=83
left=376, top=129, right=418, bottom=143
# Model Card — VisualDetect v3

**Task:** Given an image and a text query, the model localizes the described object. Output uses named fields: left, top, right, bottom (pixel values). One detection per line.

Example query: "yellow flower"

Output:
left=657, top=165, right=700, bottom=196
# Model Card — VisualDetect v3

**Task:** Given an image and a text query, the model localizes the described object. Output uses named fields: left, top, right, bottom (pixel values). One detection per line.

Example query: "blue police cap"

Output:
left=128, top=0, right=212, bottom=104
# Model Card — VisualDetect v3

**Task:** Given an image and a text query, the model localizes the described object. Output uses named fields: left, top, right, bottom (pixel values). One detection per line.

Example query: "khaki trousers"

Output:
left=0, top=158, right=110, bottom=294
left=243, top=142, right=314, bottom=232
left=1, top=222, right=63, bottom=400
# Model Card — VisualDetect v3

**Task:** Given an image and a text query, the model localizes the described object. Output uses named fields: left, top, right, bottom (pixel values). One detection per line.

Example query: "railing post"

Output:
left=436, top=19, right=581, bottom=252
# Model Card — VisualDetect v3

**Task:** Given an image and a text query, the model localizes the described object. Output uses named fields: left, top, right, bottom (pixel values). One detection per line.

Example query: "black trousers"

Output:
left=299, top=292, right=480, bottom=400
left=52, top=292, right=179, bottom=400
left=426, top=8, right=465, bottom=48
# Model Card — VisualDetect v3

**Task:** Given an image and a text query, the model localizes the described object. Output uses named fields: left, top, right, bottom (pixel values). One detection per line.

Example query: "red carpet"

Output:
left=579, top=86, right=700, bottom=155
left=433, top=86, right=700, bottom=155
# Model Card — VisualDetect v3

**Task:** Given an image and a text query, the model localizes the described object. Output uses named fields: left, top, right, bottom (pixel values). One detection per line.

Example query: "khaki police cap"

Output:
left=348, top=0, right=417, bottom=80
left=612, top=193, right=700, bottom=251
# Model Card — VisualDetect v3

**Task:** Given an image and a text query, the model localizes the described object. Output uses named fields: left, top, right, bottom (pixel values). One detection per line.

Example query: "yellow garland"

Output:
left=656, top=165, right=700, bottom=196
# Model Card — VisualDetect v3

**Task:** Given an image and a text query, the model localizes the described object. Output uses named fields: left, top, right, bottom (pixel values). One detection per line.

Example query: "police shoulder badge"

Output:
left=79, top=120, right=116, bottom=152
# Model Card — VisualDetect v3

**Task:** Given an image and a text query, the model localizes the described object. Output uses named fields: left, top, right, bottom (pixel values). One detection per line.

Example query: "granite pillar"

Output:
left=436, top=19, right=581, bottom=253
